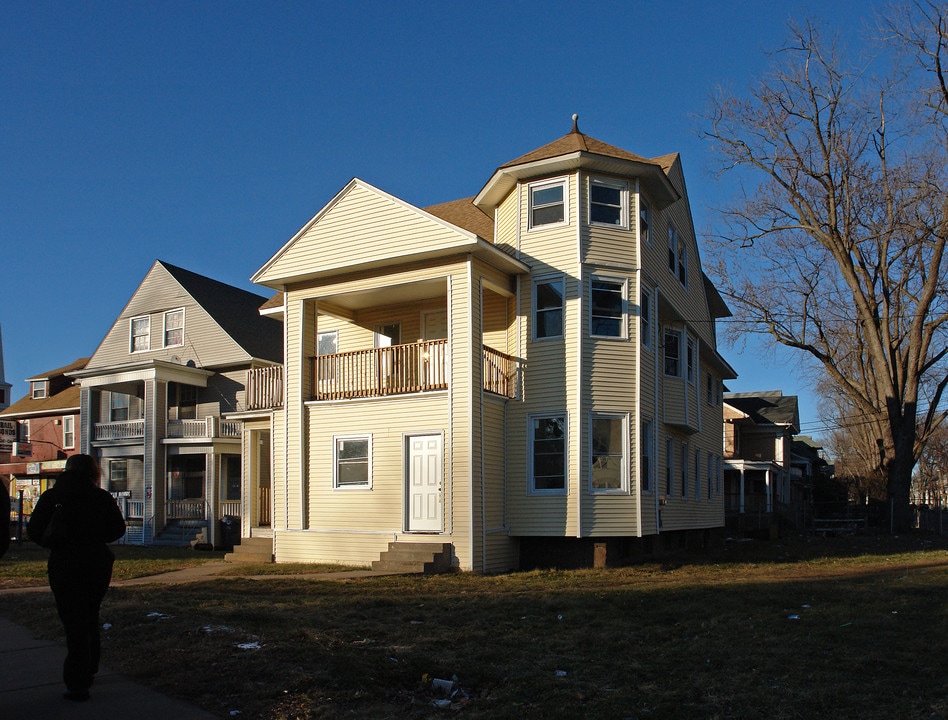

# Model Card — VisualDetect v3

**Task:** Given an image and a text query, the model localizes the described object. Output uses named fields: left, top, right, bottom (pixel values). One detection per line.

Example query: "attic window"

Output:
left=529, top=179, right=567, bottom=229
left=164, top=309, right=184, bottom=348
left=31, top=381, right=47, bottom=400
left=130, top=316, right=150, bottom=352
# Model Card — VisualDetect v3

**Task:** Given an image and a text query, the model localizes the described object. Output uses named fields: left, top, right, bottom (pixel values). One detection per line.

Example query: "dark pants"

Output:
left=48, top=549, right=114, bottom=693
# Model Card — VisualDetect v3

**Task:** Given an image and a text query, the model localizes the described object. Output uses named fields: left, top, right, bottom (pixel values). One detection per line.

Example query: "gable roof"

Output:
left=725, top=391, right=800, bottom=432
left=159, top=261, right=283, bottom=363
left=0, top=357, right=88, bottom=418
left=475, top=116, right=680, bottom=212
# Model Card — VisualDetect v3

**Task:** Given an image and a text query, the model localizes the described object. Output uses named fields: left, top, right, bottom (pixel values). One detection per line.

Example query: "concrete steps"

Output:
left=153, top=523, right=206, bottom=548
left=224, top=536, right=274, bottom=564
left=371, top=541, right=453, bottom=574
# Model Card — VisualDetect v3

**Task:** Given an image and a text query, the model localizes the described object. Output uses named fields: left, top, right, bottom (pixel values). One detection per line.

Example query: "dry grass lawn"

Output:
left=2, top=533, right=947, bottom=719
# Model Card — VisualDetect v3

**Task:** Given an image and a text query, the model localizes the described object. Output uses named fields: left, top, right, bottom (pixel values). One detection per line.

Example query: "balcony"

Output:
left=246, top=365, right=284, bottom=410
left=93, top=417, right=241, bottom=442
left=94, top=419, right=145, bottom=441
left=311, top=339, right=517, bottom=401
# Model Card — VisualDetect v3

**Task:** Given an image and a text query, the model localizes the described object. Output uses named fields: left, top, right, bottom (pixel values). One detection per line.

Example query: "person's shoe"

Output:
left=63, top=690, right=90, bottom=701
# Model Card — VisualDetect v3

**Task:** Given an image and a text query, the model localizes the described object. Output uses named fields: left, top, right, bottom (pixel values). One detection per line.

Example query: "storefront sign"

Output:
left=0, top=420, right=15, bottom=452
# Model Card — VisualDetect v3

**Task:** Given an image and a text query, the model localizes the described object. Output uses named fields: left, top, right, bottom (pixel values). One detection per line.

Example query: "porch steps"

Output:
left=224, top=537, right=274, bottom=564
left=372, top=542, right=453, bottom=574
left=153, top=523, right=206, bottom=548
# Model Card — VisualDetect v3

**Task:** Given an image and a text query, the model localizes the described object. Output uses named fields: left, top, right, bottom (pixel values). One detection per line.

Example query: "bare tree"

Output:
left=703, top=6, right=948, bottom=531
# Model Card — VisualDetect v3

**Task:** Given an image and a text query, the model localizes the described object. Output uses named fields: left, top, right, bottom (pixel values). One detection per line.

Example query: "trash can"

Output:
left=219, top=515, right=240, bottom=551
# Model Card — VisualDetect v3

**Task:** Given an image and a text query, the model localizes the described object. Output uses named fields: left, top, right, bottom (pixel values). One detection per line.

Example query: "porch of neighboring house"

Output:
left=724, top=462, right=781, bottom=539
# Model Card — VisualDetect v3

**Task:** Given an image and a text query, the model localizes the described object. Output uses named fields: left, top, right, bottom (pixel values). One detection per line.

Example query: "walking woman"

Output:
left=27, top=453, right=126, bottom=701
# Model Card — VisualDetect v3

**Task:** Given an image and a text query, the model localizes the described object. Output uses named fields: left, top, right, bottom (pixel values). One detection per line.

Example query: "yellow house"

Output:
left=247, top=118, right=736, bottom=572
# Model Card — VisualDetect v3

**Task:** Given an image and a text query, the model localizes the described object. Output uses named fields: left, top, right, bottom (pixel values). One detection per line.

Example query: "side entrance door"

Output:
left=406, top=434, right=443, bottom=532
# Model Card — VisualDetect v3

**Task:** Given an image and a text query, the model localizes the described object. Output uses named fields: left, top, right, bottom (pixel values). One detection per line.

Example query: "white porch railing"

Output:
left=167, top=500, right=208, bottom=520
left=167, top=417, right=242, bottom=439
left=94, top=419, right=145, bottom=441
left=220, top=500, right=241, bottom=517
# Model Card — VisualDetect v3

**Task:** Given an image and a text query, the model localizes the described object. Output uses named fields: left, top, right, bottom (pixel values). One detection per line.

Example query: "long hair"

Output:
left=64, top=454, right=101, bottom=485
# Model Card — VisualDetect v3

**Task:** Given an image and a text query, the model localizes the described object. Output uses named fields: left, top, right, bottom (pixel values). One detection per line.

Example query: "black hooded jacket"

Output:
left=27, top=470, right=126, bottom=558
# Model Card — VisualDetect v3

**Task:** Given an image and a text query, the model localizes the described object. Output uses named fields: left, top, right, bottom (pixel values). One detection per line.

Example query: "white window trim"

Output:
left=533, top=274, right=565, bottom=341
left=130, top=315, right=150, bottom=353
left=665, top=437, right=675, bottom=497
left=681, top=441, right=689, bottom=498
left=528, top=177, right=569, bottom=231
left=641, top=286, right=653, bottom=351
left=333, top=434, right=373, bottom=490
left=590, top=412, right=629, bottom=494
left=163, top=308, right=185, bottom=349
left=589, top=274, right=628, bottom=340
left=664, top=326, right=683, bottom=377
left=667, top=225, right=689, bottom=288
left=31, top=381, right=47, bottom=400
left=62, top=415, right=75, bottom=449
left=686, top=337, right=697, bottom=385
left=588, top=176, right=629, bottom=229
left=528, top=413, right=568, bottom=495
left=317, top=330, right=339, bottom=355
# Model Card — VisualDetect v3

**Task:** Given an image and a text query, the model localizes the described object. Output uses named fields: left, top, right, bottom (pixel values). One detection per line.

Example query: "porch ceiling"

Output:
left=318, top=277, right=448, bottom=313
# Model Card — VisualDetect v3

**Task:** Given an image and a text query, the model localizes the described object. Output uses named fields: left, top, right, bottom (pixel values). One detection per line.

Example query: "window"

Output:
left=590, top=277, right=625, bottom=338
left=641, top=288, right=653, bottom=350
left=641, top=419, right=654, bottom=492
left=31, top=381, right=47, bottom=400
left=530, top=179, right=567, bottom=228
left=222, top=455, right=241, bottom=501
left=62, top=416, right=75, bottom=449
left=665, top=437, right=675, bottom=496
left=694, top=448, right=701, bottom=499
left=110, top=393, right=130, bottom=422
left=667, top=226, right=688, bottom=286
left=20, top=419, right=30, bottom=442
left=130, top=316, right=150, bottom=352
left=170, top=383, right=197, bottom=420
left=639, top=197, right=651, bottom=244
left=530, top=415, right=566, bottom=492
left=707, top=451, right=714, bottom=500
left=591, top=414, right=627, bottom=492
left=109, top=459, right=128, bottom=494
left=681, top=441, right=689, bottom=497
left=706, top=373, right=714, bottom=404
left=334, top=435, right=371, bottom=488
left=317, top=330, right=338, bottom=356
left=589, top=178, right=626, bottom=227
left=664, top=328, right=682, bottom=376
left=164, top=309, right=184, bottom=347
left=534, top=277, right=564, bottom=339
left=687, top=338, right=697, bottom=384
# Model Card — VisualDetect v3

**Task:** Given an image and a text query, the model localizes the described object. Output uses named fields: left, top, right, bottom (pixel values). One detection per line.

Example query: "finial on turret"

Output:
left=571, top=113, right=580, bottom=134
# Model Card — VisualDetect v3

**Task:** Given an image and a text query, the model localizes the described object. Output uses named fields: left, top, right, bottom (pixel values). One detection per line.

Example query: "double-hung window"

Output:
left=665, top=437, right=675, bottom=496
left=529, top=179, right=567, bottom=228
left=334, top=435, right=371, bottom=489
left=639, top=197, right=651, bottom=244
left=667, top=226, right=689, bottom=286
left=664, top=328, right=682, bottom=377
left=31, top=381, right=47, bottom=400
left=694, top=448, right=701, bottom=499
left=130, top=316, right=150, bottom=352
left=109, top=459, right=128, bottom=493
left=62, top=416, right=75, bottom=449
left=164, top=309, right=184, bottom=348
left=534, top=277, right=564, bottom=340
left=687, top=338, right=697, bottom=384
left=110, top=393, right=130, bottom=422
left=681, top=441, right=689, bottom=497
left=530, top=415, right=566, bottom=492
left=589, top=178, right=627, bottom=227
left=591, top=413, right=627, bottom=492
left=590, top=276, right=626, bottom=338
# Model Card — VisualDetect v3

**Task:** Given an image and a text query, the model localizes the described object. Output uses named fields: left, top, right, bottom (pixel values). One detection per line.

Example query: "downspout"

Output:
left=283, top=292, right=290, bottom=534
left=654, top=287, right=661, bottom=534
left=478, top=274, right=487, bottom=573
left=633, top=179, right=643, bottom=538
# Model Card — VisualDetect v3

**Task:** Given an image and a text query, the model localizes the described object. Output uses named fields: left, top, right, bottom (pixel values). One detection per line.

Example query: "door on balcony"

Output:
left=421, top=311, right=447, bottom=387
left=407, top=434, right=443, bottom=532
left=375, top=323, right=401, bottom=392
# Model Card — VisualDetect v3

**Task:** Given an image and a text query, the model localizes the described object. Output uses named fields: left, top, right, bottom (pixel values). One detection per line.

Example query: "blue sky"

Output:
left=0, top=1, right=878, bottom=441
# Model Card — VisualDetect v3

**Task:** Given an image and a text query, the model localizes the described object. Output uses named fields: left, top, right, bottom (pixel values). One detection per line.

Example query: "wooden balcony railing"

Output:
left=167, top=417, right=241, bottom=439
left=94, top=419, right=145, bottom=441
left=311, top=340, right=517, bottom=400
left=246, top=365, right=284, bottom=410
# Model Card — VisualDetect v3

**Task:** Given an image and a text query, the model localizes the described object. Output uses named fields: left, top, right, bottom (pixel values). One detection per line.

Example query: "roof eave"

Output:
left=474, top=151, right=680, bottom=212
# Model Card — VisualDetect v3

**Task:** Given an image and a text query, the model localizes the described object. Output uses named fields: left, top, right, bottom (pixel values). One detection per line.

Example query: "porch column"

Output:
left=739, top=468, right=746, bottom=513
left=765, top=469, right=773, bottom=512
left=143, top=378, right=167, bottom=539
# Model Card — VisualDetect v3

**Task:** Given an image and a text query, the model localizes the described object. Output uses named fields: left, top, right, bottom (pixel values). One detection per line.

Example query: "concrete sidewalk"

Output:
left=0, top=615, right=218, bottom=720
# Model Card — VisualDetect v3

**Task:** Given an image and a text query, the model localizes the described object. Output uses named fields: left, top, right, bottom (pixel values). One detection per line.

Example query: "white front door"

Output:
left=407, top=434, right=443, bottom=532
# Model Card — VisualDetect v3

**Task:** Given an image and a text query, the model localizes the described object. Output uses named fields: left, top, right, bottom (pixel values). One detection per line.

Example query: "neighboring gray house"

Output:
left=69, top=260, right=283, bottom=546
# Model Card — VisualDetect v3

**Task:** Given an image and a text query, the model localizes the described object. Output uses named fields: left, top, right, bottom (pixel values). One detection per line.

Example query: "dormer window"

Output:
left=529, top=179, right=567, bottom=229
left=589, top=178, right=627, bottom=227
left=31, top=381, right=47, bottom=400
left=130, top=316, right=150, bottom=352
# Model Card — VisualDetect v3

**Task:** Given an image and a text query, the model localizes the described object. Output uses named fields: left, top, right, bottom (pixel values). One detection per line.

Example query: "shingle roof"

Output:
left=159, top=261, right=283, bottom=363
left=725, top=391, right=800, bottom=430
left=423, top=197, right=494, bottom=242
left=0, top=357, right=88, bottom=417
left=499, top=117, right=656, bottom=170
